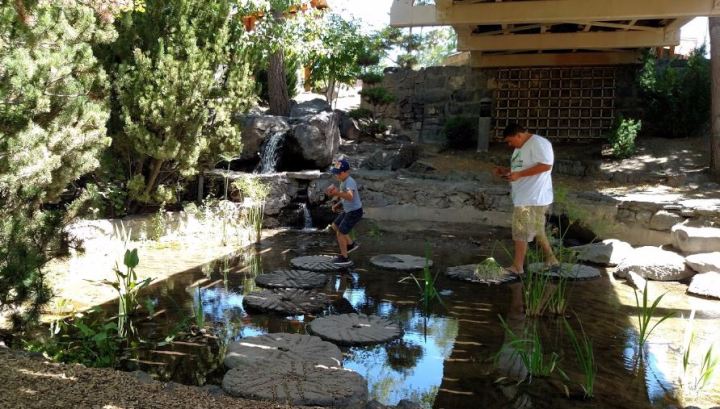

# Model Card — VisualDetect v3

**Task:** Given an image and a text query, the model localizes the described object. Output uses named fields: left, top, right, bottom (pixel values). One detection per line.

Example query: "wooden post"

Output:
left=711, top=17, right=720, bottom=176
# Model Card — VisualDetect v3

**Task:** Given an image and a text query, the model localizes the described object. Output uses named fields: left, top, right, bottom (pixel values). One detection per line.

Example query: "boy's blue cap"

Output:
left=330, top=158, right=350, bottom=174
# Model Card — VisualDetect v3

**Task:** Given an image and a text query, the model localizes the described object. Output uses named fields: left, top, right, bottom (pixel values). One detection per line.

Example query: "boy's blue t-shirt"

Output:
left=340, top=176, right=362, bottom=212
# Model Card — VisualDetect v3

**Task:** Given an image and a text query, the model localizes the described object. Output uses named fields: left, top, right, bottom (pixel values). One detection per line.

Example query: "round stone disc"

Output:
left=370, top=254, right=431, bottom=271
left=308, top=313, right=403, bottom=346
left=527, top=262, right=601, bottom=280
left=224, top=333, right=342, bottom=369
left=255, top=269, right=328, bottom=289
left=222, top=360, right=367, bottom=408
left=291, top=255, right=351, bottom=271
left=446, top=264, right=519, bottom=285
left=242, top=288, right=328, bottom=315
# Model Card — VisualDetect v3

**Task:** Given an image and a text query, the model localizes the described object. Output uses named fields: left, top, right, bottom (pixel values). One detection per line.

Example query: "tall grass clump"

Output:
left=634, top=282, right=673, bottom=350
left=680, top=310, right=720, bottom=395
left=498, top=316, right=560, bottom=382
left=563, top=317, right=596, bottom=399
left=400, top=242, right=443, bottom=312
left=234, top=177, right=270, bottom=244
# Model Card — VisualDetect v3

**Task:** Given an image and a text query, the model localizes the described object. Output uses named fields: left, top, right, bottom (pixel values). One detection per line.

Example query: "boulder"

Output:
left=649, top=210, right=684, bottom=231
left=687, top=272, right=720, bottom=299
left=288, top=111, right=340, bottom=168
left=572, top=239, right=634, bottom=266
left=238, top=115, right=290, bottom=161
left=339, top=112, right=362, bottom=141
left=615, top=246, right=694, bottom=281
left=359, top=144, right=420, bottom=171
left=290, top=98, right=331, bottom=117
left=672, top=223, right=720, bottom=254
left=685, top=252, right=720, bottom=273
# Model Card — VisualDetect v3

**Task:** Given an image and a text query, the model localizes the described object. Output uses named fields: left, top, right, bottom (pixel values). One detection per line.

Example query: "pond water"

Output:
left=118, top=225, right=720, bottom=409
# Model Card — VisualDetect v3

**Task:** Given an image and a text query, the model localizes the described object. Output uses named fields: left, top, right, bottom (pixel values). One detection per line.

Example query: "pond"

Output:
left=117, top=225, right=720, bottom=409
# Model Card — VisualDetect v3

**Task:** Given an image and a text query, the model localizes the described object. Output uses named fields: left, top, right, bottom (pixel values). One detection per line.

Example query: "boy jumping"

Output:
left=325, top=158, right=363, bottom=266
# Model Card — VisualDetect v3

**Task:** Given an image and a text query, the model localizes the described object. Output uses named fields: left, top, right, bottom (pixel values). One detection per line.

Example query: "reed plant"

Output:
left=680, top=309, right=720, bottom=394
left=634, top=282, right=673, bottom=350
left=498, top=315, right=560, bottom=382
left=192, top=287, right=206, bottom=330
left=521, top=266, right=553, bottom=317
left=563, top=317, right=596, bottom=398
left=234, top=177, right=270, bottom=244
left=400, top=242, right=443, bottom=312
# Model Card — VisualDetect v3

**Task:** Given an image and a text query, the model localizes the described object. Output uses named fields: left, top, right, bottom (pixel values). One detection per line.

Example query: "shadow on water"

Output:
left=106, top=226, right=717, bottom=409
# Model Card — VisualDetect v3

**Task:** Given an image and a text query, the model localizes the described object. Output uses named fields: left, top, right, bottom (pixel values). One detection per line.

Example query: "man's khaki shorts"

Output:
left=512, top=205, right=549, bottom=242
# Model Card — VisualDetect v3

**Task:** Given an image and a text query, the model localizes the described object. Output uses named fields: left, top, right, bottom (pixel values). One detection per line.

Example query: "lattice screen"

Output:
left=493, top=67, right=616, bottom=140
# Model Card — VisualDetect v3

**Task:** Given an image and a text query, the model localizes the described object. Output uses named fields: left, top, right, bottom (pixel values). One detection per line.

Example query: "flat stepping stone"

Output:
left=308, top=313, right=402, bottom=346
left=527, top=262, right=601, bottom=280
left=255, top=269, right=328, bottom=289
left=445, top=264, right=518, bottom=285
left=224, top=333, right=342, bottom=369
left=291, top=255, right=351, bottom=271
left=242, top=288, right=328, bottom=315
left=688, top=272, right=720, bottom=300
left=370, top=254, right=431, bottom=271
left=223, top=360, right=367, bottom=408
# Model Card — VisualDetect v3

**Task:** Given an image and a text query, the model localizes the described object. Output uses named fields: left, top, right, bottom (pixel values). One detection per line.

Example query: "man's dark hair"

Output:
left=502, top=123, right=527, bottom=138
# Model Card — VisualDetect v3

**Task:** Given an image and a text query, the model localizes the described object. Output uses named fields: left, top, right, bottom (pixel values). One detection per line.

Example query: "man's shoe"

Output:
left=347, top=242, right=360, bottom=254
left=331, top=256, right=353, bottom=267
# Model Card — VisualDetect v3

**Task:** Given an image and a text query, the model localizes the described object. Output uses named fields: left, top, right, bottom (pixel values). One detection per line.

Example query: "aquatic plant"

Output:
left=563, top=317, right=596, bottom=398
left=680, top=309, right=720, bottom=394
left=192, top=287, right=206, bottom=330
left=521, top=266, right=553, bottom=317
left=547, top=273, right=570, bottom=316
left=473, top=257, right=507, bottom=281
left=498, top=315, right=560, bottom=382
left=634, top=282, right=673, bottom=350
left=400, top=242, right=443, bottom=312
left=148, top=203, right=167, bottom=240
left=234, top=177, right=270, bottom=244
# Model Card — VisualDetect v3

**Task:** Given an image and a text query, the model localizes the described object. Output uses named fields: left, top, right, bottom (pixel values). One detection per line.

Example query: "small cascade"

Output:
left=300, top=202, right=313, bottom=230
left=255, top=131, right=286, bottom=174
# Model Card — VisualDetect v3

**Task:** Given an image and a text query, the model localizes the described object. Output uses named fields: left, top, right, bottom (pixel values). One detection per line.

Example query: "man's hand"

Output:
left=506, top=172, right=521, bottom=182
left=493, top=166, right=510, bottom=178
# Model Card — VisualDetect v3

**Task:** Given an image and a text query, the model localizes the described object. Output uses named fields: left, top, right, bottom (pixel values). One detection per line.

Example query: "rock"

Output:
left=572, top=239, right=633, bottom=266
left=526, top=263, right=601, bottom=280
left=685, top=252, right=720, bottom=273
left=242, top=288, right=329, bottom=315
left=359, top=144, right=420, bottom=171
left=687, top=272, right=720, bottom=299
left=626, top=271, right=647, bottom=291
left=445, top=264, right=518, bottom=285
left=200, top=384, right=226, bottom=397
left=255, top=269, right=328, bottom=289
left=308, top=313, right=403, bottom=346
left=238, top=115, right=291, bottom=161
left=649, top=211, right=684, bottom=231
left=366, top=400, right=389, bottom=409
left=290, top=98, right=331, bottom=117
left=286, top=111, right=340, bottom=168
left=291, top=255, right=351, bottom=271
left=224, top=333, right=343, bottom=370
left=396, top=400, right=422, bottom=409
left=370, top=254, right=431, bottom=271
left=615, top=246, right=693, bottom=281
left=339, top=112, right=362, bottom=141
left=222, top=360, right=367, bottom=409
left=130, top=370, right=155, bottom=384
left=672, top=223, right=720, bottom=254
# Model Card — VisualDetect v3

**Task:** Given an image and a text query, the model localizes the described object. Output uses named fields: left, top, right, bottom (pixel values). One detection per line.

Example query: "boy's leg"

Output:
left=337, top=209, right=362, bottom=257
left=336, top=228, right=349, bottom=257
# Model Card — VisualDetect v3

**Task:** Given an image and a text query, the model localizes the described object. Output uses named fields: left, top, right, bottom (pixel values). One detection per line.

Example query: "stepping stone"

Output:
left=615, top=246, right=693, bottom=281
left=685, top=252, right=720, bottom=273
left=688, top=272, right=720, bottom=300
left=224, top=333, right=342, bottom=369
left=626, top=271, right=647, bottom=292
left=572, top=239, right=633, bottom=266
left=527, top=263, right=601, bottom=280
left=445, top=264, right=518, bottom=285
left=222, top=360, right=367, bottom=408
left=370, top=254, right=431, bottom=271
left=291, top=255, right=350, bottom=272
left=255, top=269, right=328, bottom=289
left=672, top=223, right=720, bottom=254
left=308, top=313, right=402, bottom=346
left=242, top=288, right=328, bottom=315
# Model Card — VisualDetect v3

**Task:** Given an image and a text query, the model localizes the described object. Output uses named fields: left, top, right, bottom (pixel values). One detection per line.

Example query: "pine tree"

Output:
left=109, top=0, right=256, bottom=205
left=0, top=1, right=115, bottom=328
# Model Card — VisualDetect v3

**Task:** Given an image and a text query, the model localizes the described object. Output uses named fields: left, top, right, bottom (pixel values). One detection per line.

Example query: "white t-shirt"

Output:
left=510, top=134, right=554, bottom=206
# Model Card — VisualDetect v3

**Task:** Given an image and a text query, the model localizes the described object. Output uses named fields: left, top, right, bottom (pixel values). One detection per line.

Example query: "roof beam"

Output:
left=468, top=51, right=643, bottom=67
left=392, top=0, right=720, bottom=27
left=457, top=29, right=681, bottom=52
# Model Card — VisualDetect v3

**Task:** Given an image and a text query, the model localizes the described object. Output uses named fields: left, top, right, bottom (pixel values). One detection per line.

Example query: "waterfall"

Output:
left=300, top=203, right=313, bottom=230
left=255, top=131, right=285, bottom=174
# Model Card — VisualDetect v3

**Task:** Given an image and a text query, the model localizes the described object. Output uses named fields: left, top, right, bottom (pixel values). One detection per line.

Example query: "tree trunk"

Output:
left=325, top=78, right=336, bottom=106
left=711, top=17, right=720, bottom=177
left=268, top=49, right=290, bottom=116
left=142, top=158, right=164, bottom=200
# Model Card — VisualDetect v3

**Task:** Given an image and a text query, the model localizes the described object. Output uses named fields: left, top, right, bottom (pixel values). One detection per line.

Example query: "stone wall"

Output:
left=364, top=65, right=641, bottom=145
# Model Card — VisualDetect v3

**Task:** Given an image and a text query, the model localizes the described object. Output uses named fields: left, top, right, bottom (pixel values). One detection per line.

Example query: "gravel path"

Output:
left=0, top=347, right=313, bottom=409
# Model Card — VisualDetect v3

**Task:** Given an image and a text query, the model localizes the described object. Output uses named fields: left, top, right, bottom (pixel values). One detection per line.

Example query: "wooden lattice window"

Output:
left=493, top=67, right=616, bottom=140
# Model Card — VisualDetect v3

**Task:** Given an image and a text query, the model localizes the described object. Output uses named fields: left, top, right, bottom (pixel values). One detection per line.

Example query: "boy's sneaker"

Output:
left=331, top=256, right=353, bottom=267
left=347, top=242, right=360, bottom=254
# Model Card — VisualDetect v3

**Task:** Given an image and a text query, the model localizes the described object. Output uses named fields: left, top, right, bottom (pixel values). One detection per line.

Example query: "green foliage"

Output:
left=416, top=27, right=457, bottom=68
left=359, top=72, right=384, bottom=85
left=0, top=2, right=114, bottom=329
left=638, top=47, right=711, bottom=138
left=443, top=116, right=478, bottom=149
left=359, top=87, right=396, bottom=107
left=233, top=177, right=270, bottom=243
left=473, top=257, right=506, bottom=281
left=563, top=317, right=596, bottom=399
left=609, top=117, right=641, bottom=159
left=23, top=308, right=122, bottom=368
left=680, top=310, right=720, bottom=394
left=108, top=0, right=256, bottom=205
left=148, top=204, right=167, bottom=240
left=634, top=283, right=673, bottom=351
left=498, top=316, right=561, bottom=382
left=348, top=108, right=374, bottom=120
left=400, top=242, right=443, bottom=313
left=109, top=245, right=152, bottom=337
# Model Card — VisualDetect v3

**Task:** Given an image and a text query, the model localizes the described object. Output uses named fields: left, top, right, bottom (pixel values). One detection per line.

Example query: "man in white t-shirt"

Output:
left=493, top=123, right=559, bottom=276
